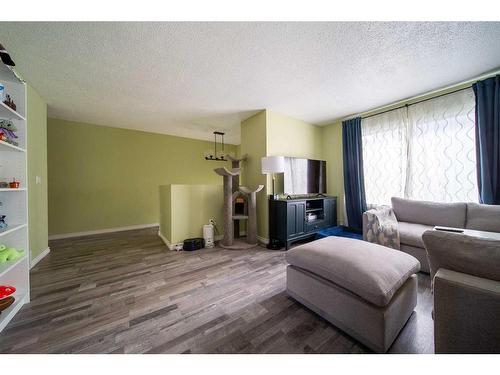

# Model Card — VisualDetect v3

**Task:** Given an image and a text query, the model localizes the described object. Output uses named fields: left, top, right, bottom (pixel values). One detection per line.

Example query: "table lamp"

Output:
left=261, top=156, right=285, bottom=200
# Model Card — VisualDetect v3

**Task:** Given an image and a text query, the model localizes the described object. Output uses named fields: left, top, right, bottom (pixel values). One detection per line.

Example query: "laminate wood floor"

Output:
left=0, top=228, right=434, bottom=354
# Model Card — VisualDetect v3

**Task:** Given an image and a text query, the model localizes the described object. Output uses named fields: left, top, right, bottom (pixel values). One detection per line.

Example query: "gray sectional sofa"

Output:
left=422, top=229, right=500, bottom=353
left=363, top=197, right=500, bottom=273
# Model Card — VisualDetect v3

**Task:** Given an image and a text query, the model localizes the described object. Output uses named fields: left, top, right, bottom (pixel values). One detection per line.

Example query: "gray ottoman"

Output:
left=286, top=236, right=420, bottom=353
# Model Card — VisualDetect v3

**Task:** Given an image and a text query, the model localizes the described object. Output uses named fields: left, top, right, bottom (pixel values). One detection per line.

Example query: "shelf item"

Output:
left=232, top=215, right=248, bottom=220
left=0, top=253, right=27, bottom=278
left=305, top=208, right=323, bottom=212
left=0, top=223, right=27, bottom=238
left=0, top=188, right=26, bottom=192
left=0, top=63, right=23, bottom=84
left=0, top=290, right=27, bottom=332
left=0, top=101, right=25, bottom=121
left=0, top=140, right=25, bottom=152
left=0, top=285, right=16, bottom=299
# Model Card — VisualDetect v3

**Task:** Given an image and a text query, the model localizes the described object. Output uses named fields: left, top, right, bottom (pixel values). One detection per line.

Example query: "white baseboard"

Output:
left=158, top=230, right=182, bottom=251
left=49, top=223, right=159, bottom=240
left=30, top=247, right=50, bottom=269
left=158, top=231, right=224, bottom=251
left=257, top=235, right=269, bottom=245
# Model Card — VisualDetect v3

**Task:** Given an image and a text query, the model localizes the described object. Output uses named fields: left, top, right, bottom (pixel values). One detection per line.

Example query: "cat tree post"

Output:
left=226, top=154, right=248, bottom=238
left=214, top=167, right=241, bottom=247
left=239, top=185, right=264, bottom=245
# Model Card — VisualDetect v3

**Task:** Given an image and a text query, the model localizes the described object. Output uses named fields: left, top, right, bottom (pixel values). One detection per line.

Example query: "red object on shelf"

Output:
left=9, top=179, right=19, bottom=188
left=0, top=285, right=16, bottom=299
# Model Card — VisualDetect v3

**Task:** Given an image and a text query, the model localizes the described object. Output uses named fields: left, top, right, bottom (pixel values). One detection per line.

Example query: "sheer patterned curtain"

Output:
left=362, top=108, right=408, bottom=206
left=361, top=88, right=478, bottom=205
left=407, top=89, right=477, bottom=202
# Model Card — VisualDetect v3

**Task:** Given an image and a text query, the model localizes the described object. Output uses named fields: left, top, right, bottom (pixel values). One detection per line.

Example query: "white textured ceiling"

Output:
left=1, top=22, right=500, bottom=144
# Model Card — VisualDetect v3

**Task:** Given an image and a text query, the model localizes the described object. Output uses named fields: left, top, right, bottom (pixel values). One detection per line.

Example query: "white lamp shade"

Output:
left=261, top=156, right=285, bottom=174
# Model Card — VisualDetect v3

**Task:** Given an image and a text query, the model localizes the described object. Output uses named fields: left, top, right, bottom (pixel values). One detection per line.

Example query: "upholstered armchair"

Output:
left=422, top=230, right=500, bottom=354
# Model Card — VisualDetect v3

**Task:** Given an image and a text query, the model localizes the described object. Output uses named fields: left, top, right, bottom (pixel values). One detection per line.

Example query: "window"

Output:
left=362, top=108, right=408, bottom=206
left=362, top=88, right=478, bottom=205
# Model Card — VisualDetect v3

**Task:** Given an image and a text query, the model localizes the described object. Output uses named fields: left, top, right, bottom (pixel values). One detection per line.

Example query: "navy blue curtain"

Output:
left=342, top=117, right=367, bottom=230
left=473, top=75, right=500, bottom=205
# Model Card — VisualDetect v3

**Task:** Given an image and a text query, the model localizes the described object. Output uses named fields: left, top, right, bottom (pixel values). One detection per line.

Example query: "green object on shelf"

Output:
left=0, top=245, right=24, bottom=263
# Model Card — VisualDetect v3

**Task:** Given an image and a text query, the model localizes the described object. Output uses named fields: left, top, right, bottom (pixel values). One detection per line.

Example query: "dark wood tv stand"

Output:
left=268, top=196, right=337, bottom=250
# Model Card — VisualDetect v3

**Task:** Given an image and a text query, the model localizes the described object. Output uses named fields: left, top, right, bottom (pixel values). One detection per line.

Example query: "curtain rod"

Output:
left=340, top=68, right=500, bottom=122
left=361, top=86, right=471, bottom=120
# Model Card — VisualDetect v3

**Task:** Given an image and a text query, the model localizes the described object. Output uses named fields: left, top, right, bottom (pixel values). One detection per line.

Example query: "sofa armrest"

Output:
left=363, top=207, right=400, bottom=250
left=434, top=268, right=500, bottom=353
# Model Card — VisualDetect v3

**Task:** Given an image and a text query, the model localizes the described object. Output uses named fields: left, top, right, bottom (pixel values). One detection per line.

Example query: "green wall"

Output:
left=158, top=185, right=172, bottom=242
left=240, top=111, right=268, bottom=238
left=47, top=112, right=344, bottom=240
left=159, top=184, right=223, bottom=244
left=321, top=121, right=344, bottom=224
left=27, top=85, right=48, bottom=260
left=266, top=110, right=324, bottom=199
left=266, top=110, right=323, bottom=159
left=240, top=110, right=327, bottom=240
left=47, top=118, right=236, bottom=236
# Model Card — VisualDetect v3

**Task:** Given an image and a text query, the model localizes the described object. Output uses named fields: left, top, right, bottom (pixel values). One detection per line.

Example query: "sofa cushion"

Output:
left=466, top=203, right=500, bottom=232
left=285, top=236, right=420, bottom=307
left=422, top=230, right=500, bottom=282
left=391, top=197, right=466, bottom=228
left=398, top=221, right=433, bottom=248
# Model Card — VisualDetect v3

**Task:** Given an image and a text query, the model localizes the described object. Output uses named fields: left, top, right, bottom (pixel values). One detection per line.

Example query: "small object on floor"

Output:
left=0, top=285, right=16, bottom=299
left=267, top=238, right=283, bottom=250
left=0, top=296, right=15, bottom=314
left=183, top=237, right=205, bottom=251
left=316, top=225, right=363, bottom=241
left=203, top=224, right=215, bottom=248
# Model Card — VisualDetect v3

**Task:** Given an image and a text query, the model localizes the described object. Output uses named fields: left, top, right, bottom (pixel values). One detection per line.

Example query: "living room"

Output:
left=0, top=1, right=499, bottom=373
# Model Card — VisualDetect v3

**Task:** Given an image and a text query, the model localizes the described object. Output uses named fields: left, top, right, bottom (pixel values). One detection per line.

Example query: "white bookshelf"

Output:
left=0, top=61, right=29, bottom=333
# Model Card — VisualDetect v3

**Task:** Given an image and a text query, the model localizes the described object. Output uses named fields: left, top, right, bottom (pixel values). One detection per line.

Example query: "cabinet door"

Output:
left=295, top=201, right=306, bottom=236
left=324, top=198, right=337, bottom=227
left=287, top=202, right=306, bottom=238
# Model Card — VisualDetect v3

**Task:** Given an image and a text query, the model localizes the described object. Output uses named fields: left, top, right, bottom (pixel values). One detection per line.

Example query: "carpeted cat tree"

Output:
left=214, top=155, right=264, bottom=249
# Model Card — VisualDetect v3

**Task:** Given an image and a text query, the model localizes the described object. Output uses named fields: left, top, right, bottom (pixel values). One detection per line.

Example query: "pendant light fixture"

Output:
left=205, top=131, right=227, bottom=161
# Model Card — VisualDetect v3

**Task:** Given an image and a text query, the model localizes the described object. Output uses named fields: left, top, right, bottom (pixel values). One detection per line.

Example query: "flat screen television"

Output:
left=283, top=157, right=326, bottom=195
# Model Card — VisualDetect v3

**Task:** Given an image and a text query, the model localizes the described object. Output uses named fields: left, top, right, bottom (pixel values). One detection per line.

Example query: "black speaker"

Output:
left=183, top=238, right=205, bottom=251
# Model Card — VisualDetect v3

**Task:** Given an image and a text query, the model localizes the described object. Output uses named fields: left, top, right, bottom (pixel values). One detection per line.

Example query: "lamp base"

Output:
left=267, top=239, right=283, bottom=250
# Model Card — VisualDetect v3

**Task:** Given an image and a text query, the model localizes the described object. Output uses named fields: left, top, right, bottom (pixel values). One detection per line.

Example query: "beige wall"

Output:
left=48, top=118, right=236, bottom=236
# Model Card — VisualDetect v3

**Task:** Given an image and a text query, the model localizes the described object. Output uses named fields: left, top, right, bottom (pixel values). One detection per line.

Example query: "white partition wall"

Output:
left=0, top=64, right=29, bottom=333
